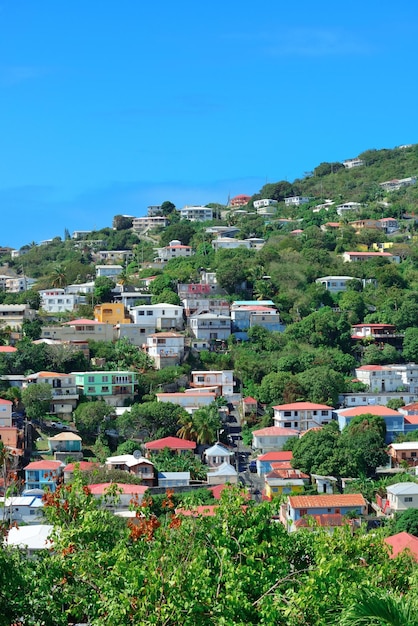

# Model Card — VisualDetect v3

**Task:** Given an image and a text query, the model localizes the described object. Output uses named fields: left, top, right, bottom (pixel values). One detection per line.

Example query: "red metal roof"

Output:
left=0, top=346, right=17, bottom=353
left=64, top=461, right=99, bottom=472
left=145, top=436, right=196, bottom=450
left=243, top=396, right=257, bottom=404
left=24, top=460, right=63, bottom=470
left=295, top=514, right=346, bottom=528
left=253, top=426, right=299, bottom=437
left=404, top=416, right=418, bottom=424
left=88, top=483, right=149, bottom=495
left=63, top=318, right=102, bottom=325
left=384, top=532, right=418, bottom=560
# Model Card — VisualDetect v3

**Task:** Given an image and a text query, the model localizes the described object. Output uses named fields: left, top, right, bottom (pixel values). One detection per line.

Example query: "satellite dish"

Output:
left=133, top=450, right=142, bottom=460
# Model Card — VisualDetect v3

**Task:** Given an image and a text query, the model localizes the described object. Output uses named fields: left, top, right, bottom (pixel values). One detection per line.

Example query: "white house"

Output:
left=130, top=303, right=184, bottom=330
left=315, top=276, right=361, bottom=294
left=40, top=289, right=86, bottom=313
left=145, top=332, right=185, bottom=369
left=156, top=391, right=216, bottom=414
left=0, top=304, right=36, bottom=329
left=336, top=202, right=362, bottom=216
left=95, top=265, right=124, bottom=279
left=154, top=240, right=194, bottom=262
left=5, top=276, right=36, bottom=292
left=254, top=198, right=276, bottom=209
left=343, top=251, right=398, bottom=263
left=355, top=364, right=418, bottom=394
left=273, top=402, right=334, bottom=431
left=284, top=196, right=310, bottom=207
left=211, top=237, right=265, bottom=252
left=0, top=496, right=44, bottom=525
left=204, top=443, right=234, bottom=468
left=206, top=461, right=238, bottom=485
left=379, top=177, right=417, bottom=192
left=189, top=312, right=231, bottom=341
left=180, top=206, right=214, bottom=222
left=343, top=158, right=364, bottom=169
left=252, top=426, right=299, bottom=453
left=25, top=371, right=79, bottom=416
left=95, top=250, right=134, bottom=264
left=190, top=370, right=234, bottom=397
left=386, top=482, right=418, bottom=513
left=132, top=216, right=169, bottom=233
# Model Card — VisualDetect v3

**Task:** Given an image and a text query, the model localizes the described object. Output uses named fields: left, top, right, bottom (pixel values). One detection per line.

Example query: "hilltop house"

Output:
left=24, top=460, right=64, bottom=492
left=273, top=402, right=334, bottom=431
left=74, top=371, right=135, bottom=406
left=130, top=303, right=184, bottom=331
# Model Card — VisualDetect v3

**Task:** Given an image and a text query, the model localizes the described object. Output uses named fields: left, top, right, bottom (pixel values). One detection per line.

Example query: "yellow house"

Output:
left=94, top=303, right=131, bottom=325
left=372, top=241, right=394, bottom=251
left=264, top=467, right=310, bottom=500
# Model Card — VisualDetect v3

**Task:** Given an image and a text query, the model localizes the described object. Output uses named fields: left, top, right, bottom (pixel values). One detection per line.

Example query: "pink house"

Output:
left=273, top=402, right=334, bottom=431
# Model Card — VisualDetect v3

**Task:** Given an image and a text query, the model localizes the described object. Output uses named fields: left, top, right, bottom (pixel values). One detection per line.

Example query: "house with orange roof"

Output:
left=25, top=371, right=79, bottom=416
left=273, top=402, right=334, bottom=431
left=384, top=532, right=418, bottom=560
left=336, top=405, right=404, bottom=443
left=343, top=250, right=400, bottom=263
left=256, top=451, right=293, bottom=476
left=63, top=461, right=99, bottom=483
left=252, top=426, right=299, bottom=453
left=281, top=493, right=367, bottom=532
left=24, top=460, right=64, bottom=492
left=154, top=239, right=194, bottom=262
left=88, top=482, right=149, bottom=510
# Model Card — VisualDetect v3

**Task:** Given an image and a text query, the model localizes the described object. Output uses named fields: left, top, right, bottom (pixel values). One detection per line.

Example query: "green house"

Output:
left=74, top=371, right=136, bottom=405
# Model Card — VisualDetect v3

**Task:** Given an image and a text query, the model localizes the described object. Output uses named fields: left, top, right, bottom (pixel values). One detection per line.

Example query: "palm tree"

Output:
left=177, top=414, right=198, bottom=441
left=340, top=589, right=418, bottom=626
left=191, top=405, right=221, bottom=445
left=50, top=264, right=67, bottom=288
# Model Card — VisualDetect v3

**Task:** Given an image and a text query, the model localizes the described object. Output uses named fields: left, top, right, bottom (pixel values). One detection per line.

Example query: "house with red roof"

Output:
left=273, top=402, right=334, bottom=432
left=230, top=302, right=284, bottom=339
left=384, top=532, right=418, bottom=560
left=144, top=436, right=196, bottom=456
left=154, top=240, right=194, bottom=262
left=229, top=194, right=251, bottom=207
left=240, top=396, right=258, bottom=417
left=280, top=493, right=367, bottom=532
left=24, top=460, right=64, bottom=492
left=264, top=467, right=309, bottom=500
left=256, top=451, right=293, bottom=476
left=336, top=405, right=404, bottom=443
left=41, top=318, right=115, bottom=342
left=252, top=426, right=299, bottom=454
left=63, top=461, right=99, bottom=483
left=351, top=324, right=401, bottom=342
left=88, top=482, right=149, bottom=510
left=343, top=251, right=399, bottom=263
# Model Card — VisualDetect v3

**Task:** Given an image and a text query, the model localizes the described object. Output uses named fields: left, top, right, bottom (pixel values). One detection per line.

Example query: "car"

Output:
left=249, top=460, right=257, bottom=473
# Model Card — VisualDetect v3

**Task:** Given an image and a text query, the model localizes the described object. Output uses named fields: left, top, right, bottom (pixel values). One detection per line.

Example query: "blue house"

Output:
left=283, top=493, right=367, bottom=532
left=336, top=405, right=404, bottom=443
left=24, top=460, right=64, bottom=492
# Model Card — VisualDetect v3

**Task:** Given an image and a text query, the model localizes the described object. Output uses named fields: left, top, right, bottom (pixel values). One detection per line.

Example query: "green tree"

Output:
left=22, top=317, right=42, bottom=340
left=112, top=215, right=134, bottom=230
left=296, top=366, right=345, bottom=405
left=94, top=276, right=116, bottom=304
left=74, top=401, right=111, bottom=440
left=402, top=327, right=418, bottom=362
left=394, top=508, right=418, bottom=536
left=21, top=382, right=53, bottom=421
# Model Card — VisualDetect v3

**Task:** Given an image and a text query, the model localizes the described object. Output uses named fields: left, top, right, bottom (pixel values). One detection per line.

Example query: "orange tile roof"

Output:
left=145, top=436, right=196, bottom=450
left=289, top=494, right=366, bottom=509
left=258, top=451, right=293, bottom=462
left=295, top=513, right=346, bottom=528
left=252, top=426, right=299, bottom=437
left=405, top=416, right=418, bottom=424
left=88, top=483, right=149, bottom=495
left=24, top=460, right=63, bottom=471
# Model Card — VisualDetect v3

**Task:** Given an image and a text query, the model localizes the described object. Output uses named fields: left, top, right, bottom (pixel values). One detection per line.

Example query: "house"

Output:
left=104, top=454, right=156, bottom=487
left=354, top=364, right=418, bottom=393
left=281, top=493, right=367, bottom=532
left=256, top=451, right=294, bottom=476
left=204, top=443, right=234, bottom=468
left=388, top=442, right=418, bottom=467
left=351, top=324, right=401, bottom=343
left=156, top=391, right=216, bottom=414
left=157, top=472, right=191, bottom=488
left=285, top=196, right=310, bottom=207
left=379, top=217, right=399, bottom=233
left=252, top=426, right=298, bottom=454
left=130, top=303, right=184, bottom=331
left=95, top=264, right=124, bottom=279
left=0, top=495, right=44, bottom=524
left=41, top=318, right=115, bottom=343
left=264, top=467, right=309, bottom=499
left=94, top=302, right=132, bottom=325
left=211, top=237, right=265, bottom=252
left=254, top=198, right=276, bottom=209
left=384, top=532, right=418, bottom=561
left=115, top=323, right=154, bottom=347
left=349, top=219, right=382, bottom=231
left=132, top=216, right=169, bottom=233
left=381, top=482, right=418, bottom=514
left=0, top=399, right=12, bottom=427
left=315, top=276, right=362, bottom=293
left=0, top=304, right=36, bottom=330
left=379, top=176, right=417, bottom=192
left=311, top=474, right=338, bottom=494
left=231, top=304, right=284, bottom=339
left=25, top=371, right=79, bottom=416
left=5, top=276, right=36, bottom=292
left=144, top=436, right=196, bottom=456
left=181, top=295, right=230, bottom=318
left=273, top=402, right=334, bottom=431
left=230, top=194, right=251, bottom=207
left=74, top=371, right=136, bottom=406
left=39, top=288, right=87, bottom=313
left=145, top=332, right=185, bottom=369
left=63, top=461, right=99, bottom=483
left=190, top=370, right=234, bottom=397
left=336, top=202, right=362, bottom=216
left=339, top=392, right=417, bottom=410
left=24, top=460, right=64, bottom=492
left=343, top=251, right=399, bottom=263
left=240, top=396, right=258, bottom=417
left=189, top=312, right=231, bottom=342
left=336, top=405, right=404, bottom=443
left=88, top=482, right=149, bottom=510
left=48, top=432, right=83, bottom=460
left=343, top=158, right=364, bottom=169
left=206, top=461, right=238, bottom=485
left=154, top=240, right=194, bottom=262
left=95, top=250, right=134, bottom=264
left=180, top=206, right=214, bottom=222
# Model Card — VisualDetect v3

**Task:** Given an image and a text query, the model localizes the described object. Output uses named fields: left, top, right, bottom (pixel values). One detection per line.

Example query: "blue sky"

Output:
left=1, top=0, right=418, bottom=248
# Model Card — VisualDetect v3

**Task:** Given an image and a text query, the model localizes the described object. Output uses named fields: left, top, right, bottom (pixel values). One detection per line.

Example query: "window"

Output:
left=321, top=410, right=328, bottom=416
left=412, top=452, right=417, bottom=458
left=197, top=376, right=204, bottom=382
left=146, top=311, right=153, bottom=316
left=87, top=387, right=95, bottom=393
left=139, top=311, right=145, bottom=316
left=284, top=421, right=292, bottom=428
left=101, top=386, right=109, bottom=392
left=299, top=509, right=307, bottom=516
left=102, top=376, right=108, bottom=382
left=405, top=497, right=413, bottom=503
left=284, top=411, right=291, bottom=417
left=88, top=376, right=94, bottom=383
